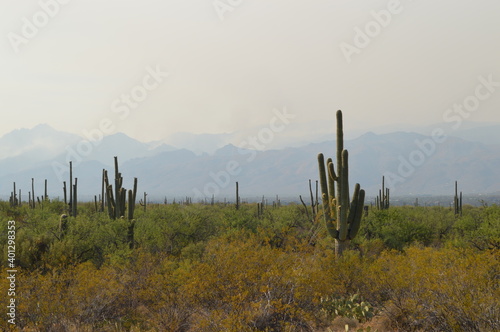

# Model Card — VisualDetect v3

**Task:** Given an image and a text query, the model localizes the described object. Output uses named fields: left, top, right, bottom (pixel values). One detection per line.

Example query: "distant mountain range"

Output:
left=1, top=124, right=500, bottom=201
left=165, top=120, right=500, bottom=153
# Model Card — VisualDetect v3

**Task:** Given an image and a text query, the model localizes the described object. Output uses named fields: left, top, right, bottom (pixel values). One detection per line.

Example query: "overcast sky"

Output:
left=1, top=0, right=499, bottom=144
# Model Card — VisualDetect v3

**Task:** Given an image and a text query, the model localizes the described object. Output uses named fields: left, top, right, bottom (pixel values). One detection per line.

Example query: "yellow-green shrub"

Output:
left=365, top=247, right=500, bottom=331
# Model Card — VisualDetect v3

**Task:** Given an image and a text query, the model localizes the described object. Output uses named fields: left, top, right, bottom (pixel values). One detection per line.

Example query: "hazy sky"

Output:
left=1, top=0, right=499, bottom=144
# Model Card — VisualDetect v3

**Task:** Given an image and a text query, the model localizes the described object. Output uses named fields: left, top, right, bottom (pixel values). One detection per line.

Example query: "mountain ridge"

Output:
left=1, top=125, right=499, bottom=199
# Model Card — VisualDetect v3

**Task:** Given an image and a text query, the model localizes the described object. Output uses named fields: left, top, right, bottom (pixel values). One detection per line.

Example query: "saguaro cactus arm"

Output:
left=347, top=184, right=365, bottom=240
left=318, top=153, right=338, bottom=239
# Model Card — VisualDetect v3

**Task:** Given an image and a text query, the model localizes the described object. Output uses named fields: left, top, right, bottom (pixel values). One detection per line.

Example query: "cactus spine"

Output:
left=318, top=110, right=365, bottom=257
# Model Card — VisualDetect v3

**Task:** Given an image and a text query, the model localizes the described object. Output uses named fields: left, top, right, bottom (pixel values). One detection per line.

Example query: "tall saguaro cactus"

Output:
left=318, top=110, right=365, bottom=257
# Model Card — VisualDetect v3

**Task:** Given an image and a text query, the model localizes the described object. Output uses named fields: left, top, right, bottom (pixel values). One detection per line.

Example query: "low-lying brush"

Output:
left=1, top=201, right=499, bottom=331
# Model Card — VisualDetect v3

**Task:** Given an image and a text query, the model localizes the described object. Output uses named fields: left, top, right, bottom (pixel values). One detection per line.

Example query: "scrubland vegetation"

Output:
left=1, top=200, right=499, bottom=331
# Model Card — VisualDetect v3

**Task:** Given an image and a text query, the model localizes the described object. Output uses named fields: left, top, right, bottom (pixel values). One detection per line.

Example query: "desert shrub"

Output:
left=453, top=205, right=500, bottom=250
left=2, top=201, right=499, bottom=330
left=365, top=246, right=500, bottom=331
left=222, top=204, right=261, bottom=231
left=12, top=229, right=53, bottom=269
left=136, top=256, right=195, bottom=331
left=363, top=207, right=456, bottom=250
left=4, top=262, right=128, bottom=330
left=180, top=231, right=324, bottom=331
left=136, top=203, right=222, bottom=255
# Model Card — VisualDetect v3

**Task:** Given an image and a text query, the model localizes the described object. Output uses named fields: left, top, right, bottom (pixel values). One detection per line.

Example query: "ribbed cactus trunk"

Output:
left=454, top=181, right=462, bottom=216
left=127, top=188, right=136, bottom=249
left=72, top=178, right=77, bottom=217
left=101, top=169, right=106, bottom=212
left=335, top=238, right=348, bottom=258
left=63, top=181, right=67, bottom=206
left=31, top=178, right=35, bottom=209
left=318, top=110, right=365, bottom=258
left=114, top=156, right=122, bottom=218
left=235, top=181, right=240, bottom=210
left=69, top=161, right=73, bottom=214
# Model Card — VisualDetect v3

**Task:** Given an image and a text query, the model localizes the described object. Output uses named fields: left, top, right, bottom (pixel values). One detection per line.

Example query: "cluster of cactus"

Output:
left=61, top=162, right=77, bottom=216
left=103, top=157, right=138, bottom=248
left=9, top=179, right=51, bottom=209
left=376, top=176, right=390, bottom=210
left=9, top=182, right=20, bottom=207
left=454, top=180, right=462, bottom=216
left=317, top=110, right=365, bottom=257
left=103, top=157, right=137, bottom=220
left=273, top=194, right=281, bottom=208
